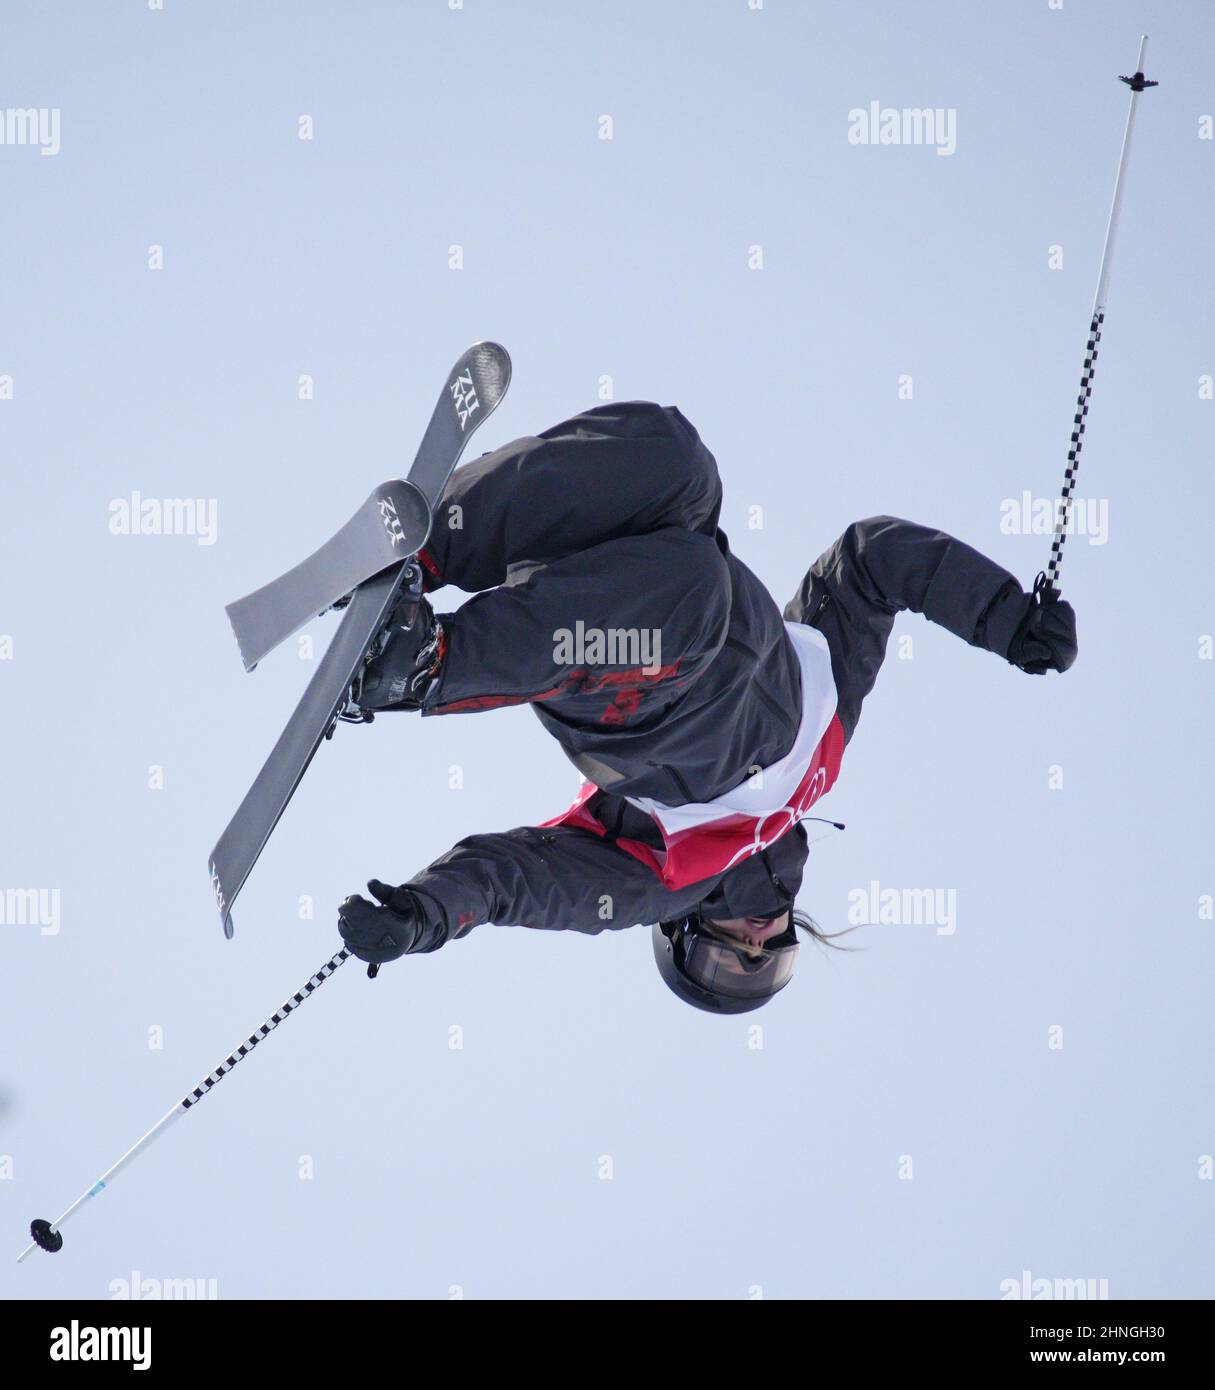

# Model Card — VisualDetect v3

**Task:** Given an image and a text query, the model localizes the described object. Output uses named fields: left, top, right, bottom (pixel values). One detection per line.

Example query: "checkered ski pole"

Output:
left=1044, top=35, right=1157, bottom=595
left=17, top=947, right=351, bottom=1261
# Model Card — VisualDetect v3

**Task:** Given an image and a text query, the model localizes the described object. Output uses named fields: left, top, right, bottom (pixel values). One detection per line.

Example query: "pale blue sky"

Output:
left=2, top=0, right=1212, bottom=1299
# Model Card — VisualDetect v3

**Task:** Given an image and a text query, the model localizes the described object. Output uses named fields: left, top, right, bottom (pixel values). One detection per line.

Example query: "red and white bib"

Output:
left=541, top=622, right=844, bottom=889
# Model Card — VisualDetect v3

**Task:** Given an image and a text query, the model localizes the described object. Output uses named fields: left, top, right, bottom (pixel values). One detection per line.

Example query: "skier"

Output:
left=336, top=402, right=1077, bottom=1013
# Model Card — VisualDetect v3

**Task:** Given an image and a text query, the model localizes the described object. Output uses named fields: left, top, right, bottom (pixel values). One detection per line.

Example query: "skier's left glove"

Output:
left=338, top=880, right=446, bottom=975
left=1007, top=574, right=1078, bottom=675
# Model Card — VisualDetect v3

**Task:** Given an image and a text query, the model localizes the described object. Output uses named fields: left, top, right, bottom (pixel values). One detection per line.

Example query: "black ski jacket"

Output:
left=396, top=403, right=1029, bottom=943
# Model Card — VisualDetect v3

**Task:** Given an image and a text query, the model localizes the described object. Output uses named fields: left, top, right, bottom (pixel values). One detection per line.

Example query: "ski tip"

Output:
left=469, top=339, right=510, bottom=363
left=463, top=342, right=512, bottom=401
left=30, top=1219, right=63, bottom=1254
left=224, top=913, right=235, bottom=941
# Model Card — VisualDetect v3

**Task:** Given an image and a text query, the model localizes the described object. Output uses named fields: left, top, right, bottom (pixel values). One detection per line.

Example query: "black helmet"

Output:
left=652, top=913, right=800, bottom=1015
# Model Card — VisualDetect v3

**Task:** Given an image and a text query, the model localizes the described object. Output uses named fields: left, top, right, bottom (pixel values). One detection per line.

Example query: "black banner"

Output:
left=1, top=1297, right=1209, bottom=1375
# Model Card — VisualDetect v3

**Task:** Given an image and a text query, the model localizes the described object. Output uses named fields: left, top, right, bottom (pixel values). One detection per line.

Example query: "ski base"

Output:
left=225, top=478, right=432, bottom=672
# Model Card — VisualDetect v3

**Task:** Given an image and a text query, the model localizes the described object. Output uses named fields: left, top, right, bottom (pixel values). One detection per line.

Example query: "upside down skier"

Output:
left=336, top=402, right=1077, bottom=1013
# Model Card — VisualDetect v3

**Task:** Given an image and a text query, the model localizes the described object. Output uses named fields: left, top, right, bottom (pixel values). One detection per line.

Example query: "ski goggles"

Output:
left=672, top=918, right=800, bottom=1002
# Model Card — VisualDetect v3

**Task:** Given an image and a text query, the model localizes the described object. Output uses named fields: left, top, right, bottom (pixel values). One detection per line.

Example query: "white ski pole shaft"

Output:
left=1046, top=35, right=1156, bottom=592
left=1093, top=34, right=1150, bottom=318
left=17, top=947, right=351, bottom=1261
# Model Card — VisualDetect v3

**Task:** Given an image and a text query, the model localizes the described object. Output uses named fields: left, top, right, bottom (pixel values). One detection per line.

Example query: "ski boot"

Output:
left=339, top=565, right=446, bottom=722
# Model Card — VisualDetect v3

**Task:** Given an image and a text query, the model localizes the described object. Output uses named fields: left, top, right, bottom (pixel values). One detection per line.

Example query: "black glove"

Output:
left=338, top=880, right=444, bottom=974
left=1007, top=575, right=1078, bottom=675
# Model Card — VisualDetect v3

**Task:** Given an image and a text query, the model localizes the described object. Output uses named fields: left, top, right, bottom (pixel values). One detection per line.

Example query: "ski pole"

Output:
left=17, top=946, right=351, bottom=1261
left=1045, top=35, right=1157, bottom=593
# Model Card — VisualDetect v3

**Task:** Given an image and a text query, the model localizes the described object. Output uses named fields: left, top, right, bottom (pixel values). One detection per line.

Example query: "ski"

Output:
left=224, top=479, right=430, bottom=672
left=208, top=343, right=511, bottom=938
left=209, top=566, right=413, bottom=938
left=223, top=341, right=513, bottom=671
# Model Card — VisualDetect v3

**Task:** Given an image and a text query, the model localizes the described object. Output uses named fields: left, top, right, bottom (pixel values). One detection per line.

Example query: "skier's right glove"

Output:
left=338, top=880, right=446, bottom=975
left=1006, top=574, right=1078, bottom=675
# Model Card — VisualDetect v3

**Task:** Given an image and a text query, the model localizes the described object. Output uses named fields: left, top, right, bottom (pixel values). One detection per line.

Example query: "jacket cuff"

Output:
left=398, top=877, right=480, bottom=945
left=390, top=885, right=454, bottom=952
left=977, top=581, right=1030, bottom=659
